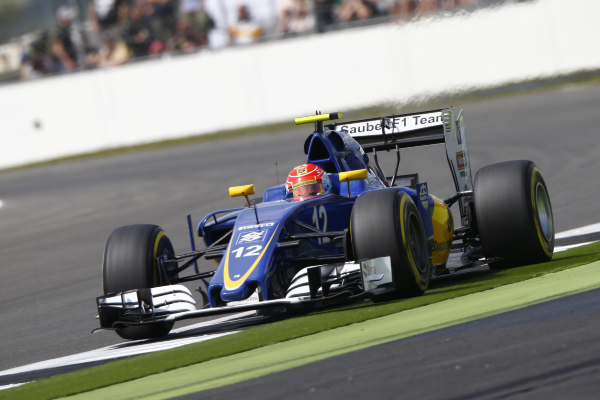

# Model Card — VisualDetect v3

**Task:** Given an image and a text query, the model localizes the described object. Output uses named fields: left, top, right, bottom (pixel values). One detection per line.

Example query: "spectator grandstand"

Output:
left=0, top=0, right=530, bottom=83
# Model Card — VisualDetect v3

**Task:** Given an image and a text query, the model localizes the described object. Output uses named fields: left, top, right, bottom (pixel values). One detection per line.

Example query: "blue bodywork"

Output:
left=199, top=129, right=434, bottom=307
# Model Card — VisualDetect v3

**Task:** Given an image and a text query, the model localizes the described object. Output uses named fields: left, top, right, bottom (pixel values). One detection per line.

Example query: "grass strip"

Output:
left=5, top=241, right=600, bottom=400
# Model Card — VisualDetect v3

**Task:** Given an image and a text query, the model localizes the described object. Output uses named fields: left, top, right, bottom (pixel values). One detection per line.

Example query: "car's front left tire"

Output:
left=351, top=188, right=430, bottom=299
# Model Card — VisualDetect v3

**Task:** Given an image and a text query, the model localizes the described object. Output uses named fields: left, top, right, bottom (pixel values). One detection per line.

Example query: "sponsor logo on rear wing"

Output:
left=335, top=111, right=443, bottom=137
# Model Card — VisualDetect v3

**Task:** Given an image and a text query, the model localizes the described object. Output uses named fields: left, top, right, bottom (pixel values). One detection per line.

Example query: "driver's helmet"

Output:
left=286, top=163, right=330, bottom=200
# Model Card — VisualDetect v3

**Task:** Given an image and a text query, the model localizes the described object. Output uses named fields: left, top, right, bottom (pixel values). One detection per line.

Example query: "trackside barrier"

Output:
left=0, top=0, right=598, bottom=170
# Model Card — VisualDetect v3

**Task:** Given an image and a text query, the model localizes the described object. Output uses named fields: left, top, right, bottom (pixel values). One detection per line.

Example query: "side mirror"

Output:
left=338, top=169, right=367, bottom=197
left=229, top=184, right=255, bottom=207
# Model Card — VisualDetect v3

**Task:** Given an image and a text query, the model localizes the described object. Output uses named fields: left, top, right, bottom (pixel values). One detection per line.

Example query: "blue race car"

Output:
left=96, top=109, right=555, bottom=339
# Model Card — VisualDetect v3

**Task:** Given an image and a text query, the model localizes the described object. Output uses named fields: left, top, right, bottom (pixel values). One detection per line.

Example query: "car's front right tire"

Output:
left=103, top=224, right=175, bottom=339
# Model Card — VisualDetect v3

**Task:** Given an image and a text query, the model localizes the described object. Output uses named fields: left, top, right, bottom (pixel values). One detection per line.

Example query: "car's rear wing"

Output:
left=330, top=109, right=446, bottom=152
left=331, top=109, right=473, bottom=226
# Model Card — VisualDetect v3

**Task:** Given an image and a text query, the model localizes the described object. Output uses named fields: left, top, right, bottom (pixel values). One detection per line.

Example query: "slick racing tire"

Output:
left=351, top=188, right=429, bottom=299
left=103, top=224, right=175, bottom=339
left=474, top=160, right=554, bottom=270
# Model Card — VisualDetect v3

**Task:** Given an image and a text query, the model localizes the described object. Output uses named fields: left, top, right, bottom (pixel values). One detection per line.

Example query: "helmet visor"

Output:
left=293, top=182, right=325, bottom=199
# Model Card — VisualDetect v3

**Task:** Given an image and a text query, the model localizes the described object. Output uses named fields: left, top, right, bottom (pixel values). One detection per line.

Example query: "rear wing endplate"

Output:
left=442, top=109, right=473, bottom=226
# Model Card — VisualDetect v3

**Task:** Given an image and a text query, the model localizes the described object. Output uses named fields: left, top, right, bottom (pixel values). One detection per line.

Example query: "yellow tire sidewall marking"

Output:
left=399, top=195, right=427, bottom=291
left=153, top=231, right=166, bottom=286
left=530, top=168, right=553, bottom=258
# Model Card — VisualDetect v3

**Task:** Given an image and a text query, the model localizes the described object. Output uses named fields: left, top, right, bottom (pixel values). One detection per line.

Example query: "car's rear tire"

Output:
left=474, top=160, right=554, bottom=270
left=351, top=189, right=429, bottom=299
left=103, top=224, right=175, bottom=339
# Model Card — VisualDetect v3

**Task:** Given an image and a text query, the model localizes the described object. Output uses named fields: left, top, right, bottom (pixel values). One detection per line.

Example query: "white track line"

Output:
left=0, top=382, right=30, bottom=391
left=555, top=223, right=600, bottom=239
left=170, top=311, right=255, bottom=334
left=0, top=312, right=254, bottom=380
left=0, top=332, right=238, bottom=379
left=555, top=242, right=597, bottom=253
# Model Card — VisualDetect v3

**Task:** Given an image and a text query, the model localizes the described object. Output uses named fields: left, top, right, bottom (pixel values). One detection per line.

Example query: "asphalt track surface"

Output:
left=0, top=83, right=599, bottom=381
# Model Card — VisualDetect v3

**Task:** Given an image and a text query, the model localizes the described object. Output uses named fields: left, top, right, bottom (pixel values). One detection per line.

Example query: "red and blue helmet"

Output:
left=286, top=163, right=330, bottom=200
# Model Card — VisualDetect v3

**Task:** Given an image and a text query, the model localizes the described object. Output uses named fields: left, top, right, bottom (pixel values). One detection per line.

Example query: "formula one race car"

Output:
left=95, top=109, right=555, bottom=339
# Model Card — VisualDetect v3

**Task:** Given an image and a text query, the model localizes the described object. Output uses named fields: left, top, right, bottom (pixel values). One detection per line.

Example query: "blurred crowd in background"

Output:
left=0, top=0, right=529, bottom=82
